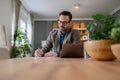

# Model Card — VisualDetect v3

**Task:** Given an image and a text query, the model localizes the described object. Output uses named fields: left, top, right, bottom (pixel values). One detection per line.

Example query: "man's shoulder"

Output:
left=49, top=29, right=59, bottom=35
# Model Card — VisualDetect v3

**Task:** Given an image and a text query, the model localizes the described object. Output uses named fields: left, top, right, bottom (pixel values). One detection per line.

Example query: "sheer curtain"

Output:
left=19, top=5, right=33, bottom=44
left=27, top=14, right=32, bottom=44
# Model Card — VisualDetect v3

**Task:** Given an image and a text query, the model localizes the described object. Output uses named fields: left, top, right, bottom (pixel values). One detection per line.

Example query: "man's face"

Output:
left=58, top=15, right=71, bottom=31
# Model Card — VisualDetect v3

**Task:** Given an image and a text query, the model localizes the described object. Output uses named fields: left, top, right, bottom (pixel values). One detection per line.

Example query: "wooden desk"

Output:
left=0, top=57, right=120, bottom=80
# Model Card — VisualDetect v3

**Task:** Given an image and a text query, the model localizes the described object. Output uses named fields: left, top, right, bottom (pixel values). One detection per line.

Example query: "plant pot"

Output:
left=84, top=40, right=116, bottom=61
left=111, top=43, right=120, bottom=60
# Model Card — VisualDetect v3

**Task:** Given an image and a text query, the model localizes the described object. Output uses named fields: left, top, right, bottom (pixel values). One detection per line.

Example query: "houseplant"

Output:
left=84, top=14, right=117, bottom=61
left=111, top=21, right=120, bottom=60
left=11, top=28, right=31, bottom=58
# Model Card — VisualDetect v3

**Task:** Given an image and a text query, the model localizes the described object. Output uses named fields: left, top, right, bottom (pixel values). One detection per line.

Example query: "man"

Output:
left=34, top=11, right=81, bottom=57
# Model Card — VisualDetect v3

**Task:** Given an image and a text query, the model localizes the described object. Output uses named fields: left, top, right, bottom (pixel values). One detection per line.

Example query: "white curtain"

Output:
left=19, top=5, right=33, bottom=44
left=27, top=14, right=32, bottom=44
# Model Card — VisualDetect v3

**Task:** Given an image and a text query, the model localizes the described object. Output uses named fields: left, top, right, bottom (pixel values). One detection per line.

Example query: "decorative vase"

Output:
left=111, top=43, right=120, bottom=60
left=84, top=40, right=116, bottom=61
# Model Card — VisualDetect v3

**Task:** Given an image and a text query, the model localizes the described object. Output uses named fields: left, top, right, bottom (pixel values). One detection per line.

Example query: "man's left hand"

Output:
left=44, top=52, right=58, bottom=57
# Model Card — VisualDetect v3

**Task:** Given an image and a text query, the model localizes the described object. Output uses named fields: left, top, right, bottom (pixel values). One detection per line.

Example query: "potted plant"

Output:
left=11, top=28, right=31, bottom=58
left=84, top=14, right=117, bottom=61
left=111, top=21, right=120, bottom=60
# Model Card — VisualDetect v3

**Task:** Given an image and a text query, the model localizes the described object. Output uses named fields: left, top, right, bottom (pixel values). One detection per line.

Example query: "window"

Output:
left=18, top=5, right=32, bottom=44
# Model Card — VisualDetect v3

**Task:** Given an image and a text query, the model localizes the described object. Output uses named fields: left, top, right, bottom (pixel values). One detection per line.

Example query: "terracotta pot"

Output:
left=84, top=40, right=116, bottom=61
left=111, top=43, right=120, bottom=60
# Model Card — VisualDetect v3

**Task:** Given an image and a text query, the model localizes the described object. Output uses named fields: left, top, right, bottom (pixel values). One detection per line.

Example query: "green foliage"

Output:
left=111, top=21, right=120, bottom=42
left=12, top=28, right=31, bottom=58
left=87, top=14, right=116, bottom=40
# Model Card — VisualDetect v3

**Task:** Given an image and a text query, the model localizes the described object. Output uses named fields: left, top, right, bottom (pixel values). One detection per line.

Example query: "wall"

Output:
left=0, top=0, right=13, bottom=48
left=33, top=21, right=52, bottom=55
left=0, top=0, right=13, bottom=58
left=113, top=9, right=120, bottom=20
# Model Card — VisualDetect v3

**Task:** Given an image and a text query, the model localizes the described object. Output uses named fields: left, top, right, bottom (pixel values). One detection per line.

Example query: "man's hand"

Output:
left=34, top=48, right=44, bottom=57
left=44, top=52, right=58, bottom=57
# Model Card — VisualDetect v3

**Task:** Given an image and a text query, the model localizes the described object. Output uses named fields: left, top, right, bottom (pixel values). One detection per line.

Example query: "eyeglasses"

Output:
left=58, top=20, right=70, bottom=25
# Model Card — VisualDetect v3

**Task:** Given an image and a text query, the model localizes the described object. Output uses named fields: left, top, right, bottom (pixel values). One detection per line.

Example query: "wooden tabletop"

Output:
left=0, top=57, right=120, bottom=80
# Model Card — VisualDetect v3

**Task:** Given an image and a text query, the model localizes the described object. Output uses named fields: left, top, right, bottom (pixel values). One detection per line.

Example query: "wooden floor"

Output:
left=0, top=57, right=120, bottom=80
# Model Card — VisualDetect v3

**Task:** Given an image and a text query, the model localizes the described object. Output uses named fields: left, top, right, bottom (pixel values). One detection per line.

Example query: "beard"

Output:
left=59, top=26, right=66, bottom=31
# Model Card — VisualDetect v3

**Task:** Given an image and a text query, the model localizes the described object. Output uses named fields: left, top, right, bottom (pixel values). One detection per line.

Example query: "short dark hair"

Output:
left=59, top=11, right=72, bottom=22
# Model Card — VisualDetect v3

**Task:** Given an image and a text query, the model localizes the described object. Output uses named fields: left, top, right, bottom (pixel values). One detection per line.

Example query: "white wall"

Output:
left=0, top=0, right=13, bottom=48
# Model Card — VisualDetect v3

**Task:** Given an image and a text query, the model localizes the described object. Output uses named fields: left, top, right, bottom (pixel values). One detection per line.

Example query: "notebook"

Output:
left=61, top=43, right=84, bottom=58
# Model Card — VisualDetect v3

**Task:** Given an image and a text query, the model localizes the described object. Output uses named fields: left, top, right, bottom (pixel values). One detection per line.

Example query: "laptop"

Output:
left=61, top=43, right=84, bottom=58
